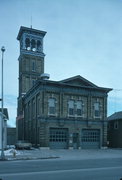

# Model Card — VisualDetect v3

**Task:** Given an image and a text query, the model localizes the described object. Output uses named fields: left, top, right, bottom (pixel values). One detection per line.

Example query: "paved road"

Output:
left=0, top=158, right=122, bottom=180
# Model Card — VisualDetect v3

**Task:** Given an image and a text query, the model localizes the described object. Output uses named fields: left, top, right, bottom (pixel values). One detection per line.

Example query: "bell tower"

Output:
left=17, top=26, right=46, bottom=96
left=17, top=26, right=46, bottom=140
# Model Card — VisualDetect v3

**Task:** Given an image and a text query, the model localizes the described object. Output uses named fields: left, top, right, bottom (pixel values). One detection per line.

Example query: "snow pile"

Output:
left=0, top=149, right=21, bottom=156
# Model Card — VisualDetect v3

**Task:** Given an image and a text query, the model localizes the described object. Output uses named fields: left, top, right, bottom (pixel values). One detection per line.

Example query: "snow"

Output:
left=0, top=149, right=21, bottom=156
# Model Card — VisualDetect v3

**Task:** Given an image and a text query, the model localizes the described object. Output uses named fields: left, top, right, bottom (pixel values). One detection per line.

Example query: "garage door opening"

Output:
left=81, top=129, right=100, bottom=149
left=49, top=128, right=68, bottom=149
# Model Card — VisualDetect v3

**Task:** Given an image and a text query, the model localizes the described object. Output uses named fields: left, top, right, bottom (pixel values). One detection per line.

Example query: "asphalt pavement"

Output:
left=0, top=157, right=122, bottom=180
left=0, top=149, right=122, bottom=180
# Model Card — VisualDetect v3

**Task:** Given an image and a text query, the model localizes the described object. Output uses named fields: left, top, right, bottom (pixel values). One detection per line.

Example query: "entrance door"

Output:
left=73, top=133, right=79, bottom=149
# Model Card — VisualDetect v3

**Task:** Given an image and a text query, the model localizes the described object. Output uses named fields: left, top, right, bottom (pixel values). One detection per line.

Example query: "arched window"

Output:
left=31, top=39, right=36, bottom=51
left=37, top=40, right=41, bottom=51
left=25, top=38, right=30, bottom=50
left=48, top=98, right=56, bottom=115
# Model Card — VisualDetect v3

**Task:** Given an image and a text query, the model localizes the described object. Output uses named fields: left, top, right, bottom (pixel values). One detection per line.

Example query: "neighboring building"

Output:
left=108, top=111, right=122, bottom=148
left=16, top=26, right=112, bottom=149
left=0, top=108, right=9, bottom=149
left=7, top=127, right=16, bottom=146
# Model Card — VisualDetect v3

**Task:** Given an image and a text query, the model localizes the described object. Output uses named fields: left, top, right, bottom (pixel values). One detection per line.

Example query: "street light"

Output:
left=0, top=46, right=5, bottom=160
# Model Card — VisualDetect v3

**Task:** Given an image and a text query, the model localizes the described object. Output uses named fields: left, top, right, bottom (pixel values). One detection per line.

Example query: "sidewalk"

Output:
left=1, top=148, right=122, bottom=161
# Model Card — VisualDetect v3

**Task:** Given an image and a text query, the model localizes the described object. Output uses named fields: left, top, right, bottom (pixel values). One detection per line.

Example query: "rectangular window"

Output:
left=48, top=98, right=56, bottom=115
left=76, top=101, right=83, bottom=116
left=68, top=100, right=75, bottom=116
left=49, top=107, right=55, bottom=114
left=94, top=102, right=100, bottom=117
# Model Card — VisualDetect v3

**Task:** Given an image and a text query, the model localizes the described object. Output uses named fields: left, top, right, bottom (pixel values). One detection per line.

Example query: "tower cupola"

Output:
left=17, top=26, right=46, bottom=57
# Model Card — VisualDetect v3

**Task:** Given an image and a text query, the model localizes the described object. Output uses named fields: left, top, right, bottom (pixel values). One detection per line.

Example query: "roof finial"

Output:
left=31, top=15, right=32, bottom=28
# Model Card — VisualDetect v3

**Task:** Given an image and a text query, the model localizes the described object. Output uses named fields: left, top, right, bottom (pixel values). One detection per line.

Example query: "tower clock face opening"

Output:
left=23, top=36, right=42, bottom=52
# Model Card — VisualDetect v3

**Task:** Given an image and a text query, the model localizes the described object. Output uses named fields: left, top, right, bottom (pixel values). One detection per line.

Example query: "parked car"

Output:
left=15, top=140, right=32, bottom=150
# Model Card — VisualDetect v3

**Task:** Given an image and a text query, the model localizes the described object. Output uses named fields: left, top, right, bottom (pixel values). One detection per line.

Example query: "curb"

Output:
left=3, top=156, right=60, bottom=161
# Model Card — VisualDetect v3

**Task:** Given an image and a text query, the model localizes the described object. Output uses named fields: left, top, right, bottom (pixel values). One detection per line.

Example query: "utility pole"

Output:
left=0, top=46, right=5, bottom=160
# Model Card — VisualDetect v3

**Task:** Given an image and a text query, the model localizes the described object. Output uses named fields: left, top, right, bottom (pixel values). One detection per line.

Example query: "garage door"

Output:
left=49, top=128, right=68, bottom=149
left=81, top=129, right=100, bottom=149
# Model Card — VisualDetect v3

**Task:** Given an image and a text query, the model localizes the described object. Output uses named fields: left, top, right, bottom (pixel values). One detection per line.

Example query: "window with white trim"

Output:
left=48, top=98, right=56, bottom=115
left=68, top=100, right=75, bottom=116
left=76, top=100, right=83, bottom=116
left=94, top=102, right=100, bottom=117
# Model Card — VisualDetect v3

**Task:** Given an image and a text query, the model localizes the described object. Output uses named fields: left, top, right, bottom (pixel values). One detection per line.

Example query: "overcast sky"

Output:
left=0, top=0, right=122, bottom=126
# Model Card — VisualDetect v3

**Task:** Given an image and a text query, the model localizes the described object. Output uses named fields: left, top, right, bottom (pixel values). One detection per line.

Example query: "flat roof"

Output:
left=17, top=26, right=47, bottom=40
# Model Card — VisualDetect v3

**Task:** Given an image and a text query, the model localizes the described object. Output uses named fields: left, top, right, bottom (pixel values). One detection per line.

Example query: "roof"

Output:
left=17, top=26, right=47, bottom=40
left=0, top=108, right=9, bottom=119
left=60, top=75, right=98, bottom=87
left=24, top=75, right=112, bottom=100
left=59, top=75, right=112, bottom=92
left=108, top=111, right=122, bottom=121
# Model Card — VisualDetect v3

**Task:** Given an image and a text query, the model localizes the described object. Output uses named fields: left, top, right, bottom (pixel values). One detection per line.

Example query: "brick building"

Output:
left=16, top=26, right=112, bottom=149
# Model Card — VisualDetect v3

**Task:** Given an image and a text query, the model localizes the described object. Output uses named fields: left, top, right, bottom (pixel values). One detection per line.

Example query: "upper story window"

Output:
left=68, top=100, right=75, bottom=116
left=48, top=98, right=56, bottom=115
left=24, top=37, right=42, bottom=52
left=94, top=102, right=100, bottom=118
left=76, top=100, right=83, bottom=116
left=25, top=38, right=30, bottom=50
left=37, top=40, right=42, bottom=51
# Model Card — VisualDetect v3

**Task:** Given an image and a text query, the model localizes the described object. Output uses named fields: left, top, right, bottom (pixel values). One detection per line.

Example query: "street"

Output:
left=0, top=158, right=122, bottom=180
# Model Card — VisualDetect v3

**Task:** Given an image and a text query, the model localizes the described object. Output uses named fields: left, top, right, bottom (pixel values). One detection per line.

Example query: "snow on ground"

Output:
left=0, top=148, right=122, bottom=160
left=0, top=149, right=21, bottom=156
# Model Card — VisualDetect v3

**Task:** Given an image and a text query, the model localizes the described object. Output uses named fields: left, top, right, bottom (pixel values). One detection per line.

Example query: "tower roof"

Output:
left=17, top=26, right=47, bottom=40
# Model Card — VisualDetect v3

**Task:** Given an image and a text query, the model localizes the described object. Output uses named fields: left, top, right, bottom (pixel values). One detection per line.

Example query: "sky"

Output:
left=0, top=0, right=122, bottom=127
